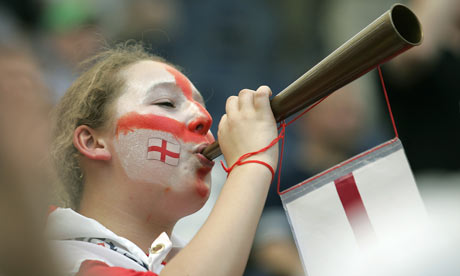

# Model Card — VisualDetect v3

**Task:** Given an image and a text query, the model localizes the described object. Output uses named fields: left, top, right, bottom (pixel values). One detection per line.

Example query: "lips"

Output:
left=194, top=144, right=215, bottom=168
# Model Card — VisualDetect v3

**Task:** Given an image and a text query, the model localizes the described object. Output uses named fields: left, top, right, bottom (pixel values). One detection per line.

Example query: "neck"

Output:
left=78, top=170, right=176, bottom=254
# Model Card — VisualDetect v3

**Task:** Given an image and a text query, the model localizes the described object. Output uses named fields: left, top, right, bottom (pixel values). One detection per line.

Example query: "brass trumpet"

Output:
left=203, top=3, right=422, bottom=160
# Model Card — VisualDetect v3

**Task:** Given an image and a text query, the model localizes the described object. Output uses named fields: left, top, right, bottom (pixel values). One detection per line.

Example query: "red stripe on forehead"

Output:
left=164, top=64, right=213, bottom=130
left=165, top=65, right=193, bottom=99
left=116, top=112, right=212, bottom=144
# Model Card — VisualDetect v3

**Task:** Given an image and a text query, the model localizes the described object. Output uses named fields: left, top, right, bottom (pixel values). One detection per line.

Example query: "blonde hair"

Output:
left=51, top=42, right=166, bottom=209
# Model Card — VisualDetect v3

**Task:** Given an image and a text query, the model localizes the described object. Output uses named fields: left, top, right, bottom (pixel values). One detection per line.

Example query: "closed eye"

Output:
left=154, top=101, right=175, bottom=108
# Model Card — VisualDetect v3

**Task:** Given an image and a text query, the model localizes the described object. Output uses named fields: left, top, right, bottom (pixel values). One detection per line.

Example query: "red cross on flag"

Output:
left=280, top=139, right=429, bottom=276
left=147, top=137, right=180, bottom=166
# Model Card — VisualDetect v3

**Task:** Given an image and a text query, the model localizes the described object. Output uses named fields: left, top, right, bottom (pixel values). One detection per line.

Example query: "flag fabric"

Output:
left=280, top=139, right=429, bottom=276
left=147, top=138, right=180, bottom=166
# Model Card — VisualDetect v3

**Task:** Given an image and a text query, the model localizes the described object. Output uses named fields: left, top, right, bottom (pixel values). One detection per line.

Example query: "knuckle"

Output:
left=255, top=92, right=269, bottom=100
left=258, top=85, right=269, bottom=90
left=257, top=85, right=271, bottom=95
left=226, top=96, right=237, bottom=105
left=238, top=89, right=253, bottom=97
left=254, top=91, right=267, bottom=97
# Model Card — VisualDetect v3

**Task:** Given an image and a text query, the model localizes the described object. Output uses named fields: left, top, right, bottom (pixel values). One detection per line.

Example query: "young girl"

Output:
left=48, top=43, right=279, bottom=276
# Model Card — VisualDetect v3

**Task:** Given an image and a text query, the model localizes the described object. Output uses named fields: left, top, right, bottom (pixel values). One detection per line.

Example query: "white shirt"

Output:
left=47, top=207, right=184, bottom=275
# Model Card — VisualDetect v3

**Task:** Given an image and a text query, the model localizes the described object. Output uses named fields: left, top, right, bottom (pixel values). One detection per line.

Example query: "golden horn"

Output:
left=203, top=3, right=422, bottom=160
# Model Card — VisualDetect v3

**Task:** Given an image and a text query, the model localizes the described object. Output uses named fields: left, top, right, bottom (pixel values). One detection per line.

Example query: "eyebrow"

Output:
left=146, top=80, right=206, bottom=107
left=146, top=81, right=177, bottom=94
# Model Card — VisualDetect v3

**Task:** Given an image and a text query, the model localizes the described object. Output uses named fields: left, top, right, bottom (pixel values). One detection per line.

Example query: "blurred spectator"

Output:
left=37, top=0, right=106, bottom=99
left=0, top=45, right=52, bottom=207
left=290, top=83, right=369, bottom=176
left=0, top=0, right=43, bottom=30
left=114, top=0, right=183, bottom=52
left=0, top=45, right=57, bottom=275
left=35, top=0, right=184, bottom=100
left=249, top=208, right=304, bottom=276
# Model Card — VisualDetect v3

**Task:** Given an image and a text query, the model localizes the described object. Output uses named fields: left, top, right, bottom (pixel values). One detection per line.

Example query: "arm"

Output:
left=161, top=86, right=279, bottom=276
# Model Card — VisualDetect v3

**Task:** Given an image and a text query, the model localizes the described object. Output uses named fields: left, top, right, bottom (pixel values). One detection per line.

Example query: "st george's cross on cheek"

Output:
left=147, top=137, right=180, bottom=166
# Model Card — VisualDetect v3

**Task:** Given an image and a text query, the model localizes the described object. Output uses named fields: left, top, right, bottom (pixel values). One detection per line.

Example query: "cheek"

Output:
left=195, top=167, right=212, bottom=198
left=114, top=114, right=213, bottom=197
left=147, top=137, right=180, bottom=166
left=113, top=129, right=209, bottom=195
left=114, top=130, right=178, bottom=183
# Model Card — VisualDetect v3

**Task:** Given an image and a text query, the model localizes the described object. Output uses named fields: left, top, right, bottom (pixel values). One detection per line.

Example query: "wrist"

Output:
left=228, top=161, right=274, bottom=182
left=244, top=153, right=278, bottom=171
left=222, top=156, right=275, bottom=183
left=221, top=130, right=281, bottom=183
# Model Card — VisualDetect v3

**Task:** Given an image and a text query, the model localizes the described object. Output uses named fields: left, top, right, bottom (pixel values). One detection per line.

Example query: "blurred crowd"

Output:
left=0, top=0, right=459, bottom=275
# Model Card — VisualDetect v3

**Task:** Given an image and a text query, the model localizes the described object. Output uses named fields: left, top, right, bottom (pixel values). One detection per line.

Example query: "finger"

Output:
left=257, top=85, right=272, bottom=96
left=238, top=89, right=255, bottom=111
left=217, top=114, right=227, bottom=136
left=225, top=96, right=238, bottom=117
left=254, top=85, right=272, bottom=110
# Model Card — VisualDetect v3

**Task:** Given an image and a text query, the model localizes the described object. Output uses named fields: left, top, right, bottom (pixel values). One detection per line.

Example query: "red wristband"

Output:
left=220, top=129, right=285, bottom=182
left=221, top=159, right=275, bottom=182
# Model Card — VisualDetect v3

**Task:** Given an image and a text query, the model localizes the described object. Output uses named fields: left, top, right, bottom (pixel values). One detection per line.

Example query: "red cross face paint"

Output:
left=147, top=137, right=180, bottom=166
left=112, top=60, right=214, bottom=202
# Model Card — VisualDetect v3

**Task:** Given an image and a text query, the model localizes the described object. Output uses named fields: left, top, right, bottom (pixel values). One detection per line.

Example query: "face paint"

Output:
left=112, top=60, right=214, bottom=200
left=196, top=167, right=212, bottom=198
left=147, top=137, right=180, bottom=166
left=164, top=65, right=212, bottom=131
left=116, top=112, right=214, bottom=144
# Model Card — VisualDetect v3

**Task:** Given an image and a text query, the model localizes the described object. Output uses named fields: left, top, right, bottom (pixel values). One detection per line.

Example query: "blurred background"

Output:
left=0, top=0, right=459, bottom=275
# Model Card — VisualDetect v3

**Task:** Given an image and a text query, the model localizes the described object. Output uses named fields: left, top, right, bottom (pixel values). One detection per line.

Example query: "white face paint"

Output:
left=111, top=60, right=214, bottom=199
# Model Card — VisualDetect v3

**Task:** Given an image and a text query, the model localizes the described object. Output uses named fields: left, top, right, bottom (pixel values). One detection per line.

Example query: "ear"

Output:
left=73, top=125, right=112, bottom=161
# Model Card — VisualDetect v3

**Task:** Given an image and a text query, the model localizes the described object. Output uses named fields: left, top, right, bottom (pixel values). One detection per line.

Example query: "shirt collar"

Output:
left=47, top=207, right=184, bottom=272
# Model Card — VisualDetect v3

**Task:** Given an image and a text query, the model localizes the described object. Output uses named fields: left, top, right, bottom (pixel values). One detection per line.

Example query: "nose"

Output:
left=188, top=115, right=212, bottom=135
left=187, top=105, right=212, bottom=135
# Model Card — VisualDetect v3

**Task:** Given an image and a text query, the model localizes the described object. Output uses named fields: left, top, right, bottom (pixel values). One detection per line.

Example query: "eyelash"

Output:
left=155, top=101, right=175, bottom=108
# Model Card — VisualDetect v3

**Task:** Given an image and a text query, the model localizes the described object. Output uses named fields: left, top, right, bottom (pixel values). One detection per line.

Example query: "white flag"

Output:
left=281, top=139, right=429, bottom=276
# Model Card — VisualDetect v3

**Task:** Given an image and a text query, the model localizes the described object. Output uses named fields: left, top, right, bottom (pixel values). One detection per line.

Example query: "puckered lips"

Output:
left=194, top=143, right=215, bottom=168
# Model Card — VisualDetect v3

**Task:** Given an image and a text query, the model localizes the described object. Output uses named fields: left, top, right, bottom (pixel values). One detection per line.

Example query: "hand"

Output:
left=218, top=86, right=279, bottom=170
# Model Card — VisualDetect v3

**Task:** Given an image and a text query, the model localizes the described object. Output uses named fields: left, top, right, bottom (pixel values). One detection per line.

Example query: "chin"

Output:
left=174, top=169, right=212, bottom=213
left=164, top=184, right=211, bottom=220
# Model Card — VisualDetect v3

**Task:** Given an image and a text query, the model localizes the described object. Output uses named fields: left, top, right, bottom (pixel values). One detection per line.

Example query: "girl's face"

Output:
left=111, top=60, right=214, bottom=210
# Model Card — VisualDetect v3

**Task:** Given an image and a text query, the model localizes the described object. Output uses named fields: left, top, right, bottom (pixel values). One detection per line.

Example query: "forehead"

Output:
left=121, top=60, right=173, bottom=84
left=120, top=60, right=204, bottom=103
